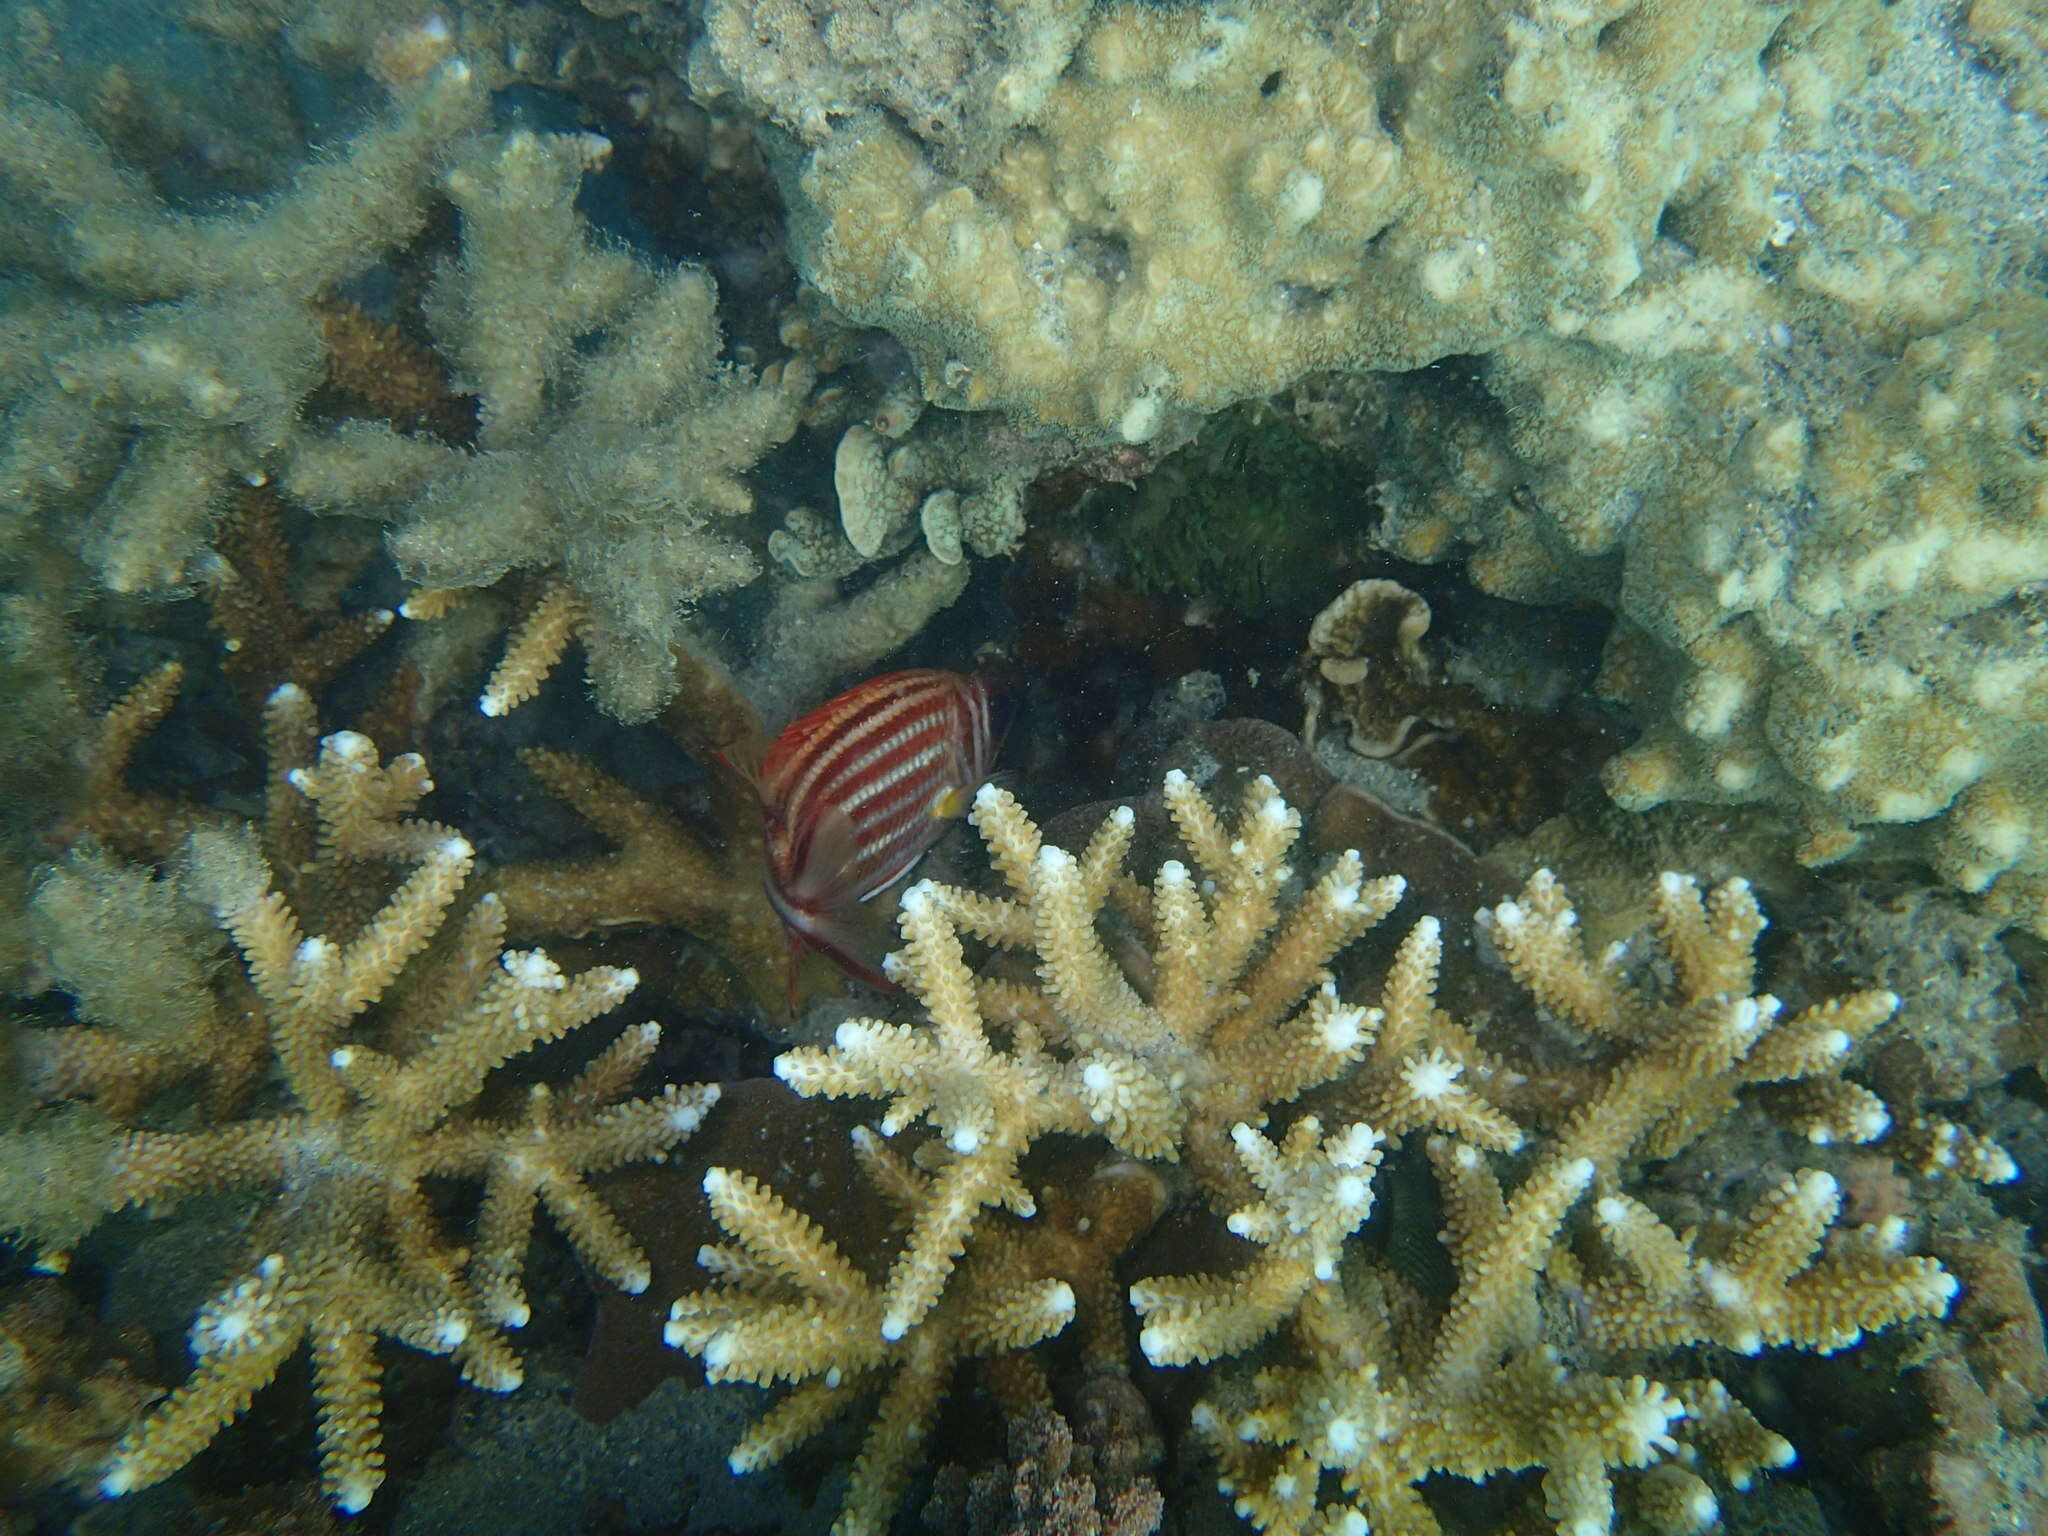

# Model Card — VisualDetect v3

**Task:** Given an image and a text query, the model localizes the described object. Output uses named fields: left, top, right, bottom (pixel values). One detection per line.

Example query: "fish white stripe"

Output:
left=778, top=682, right=951, bottom=819
left=838, top=743, right=950, bottom=816
left=762, top=671, right=994, bottom=923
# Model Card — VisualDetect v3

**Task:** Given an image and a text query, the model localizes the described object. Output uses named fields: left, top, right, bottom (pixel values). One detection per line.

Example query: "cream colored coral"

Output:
left=289, top=130, right=808, bottom=722
left=829, top=416, right=1036, bottom=571
left=1131, top=1115, right=1382, bottom=1367
left=664, top=1132, right=1074, bottom=1536
left=772, top=770, right=1403, bottom=1337
left=95, top=732, right=715, bottom=1512
left=764, top=0, right=1796, bottom=443
left=1587, top=1173, right=1957, bottom=1354
left=835, top=423, right=916, bottom=559
left=478, top=583, right=584, bottom=717
left=0, top=63, right=487, bottom=593
left=1154, top=865, right=1948, bottom=1536
left=1476, top=870, right=1901, bottom=1166
left=1373, top=184, right=2048, bottom=938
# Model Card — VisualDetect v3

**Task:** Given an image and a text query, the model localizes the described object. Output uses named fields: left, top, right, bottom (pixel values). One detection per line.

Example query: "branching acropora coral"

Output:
left=334, top=126, right=810, bottom=722
left=0, top=62, right=488, bottom=592
left=667, top=767, right=1962, bottom=1536
left=665, top=1129, right=1079, bottom=1536
left=772, top=769, right=1405, bottom=1339
left=1174, top=868, right=1959, bottom=1536
left=93, top=729, right=717, bottom=1512
left=1130, top=1114, right=1384, bottom=1368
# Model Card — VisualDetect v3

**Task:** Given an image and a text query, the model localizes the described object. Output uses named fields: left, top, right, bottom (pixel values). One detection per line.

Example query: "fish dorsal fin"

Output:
left=759, top=684, right=874, bottom=789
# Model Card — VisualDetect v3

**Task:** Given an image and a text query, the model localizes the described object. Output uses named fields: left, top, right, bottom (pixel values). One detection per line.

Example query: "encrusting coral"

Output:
left=12, top=723, right=717, bottom=1513
left=1348, top=0, right=2048, bottom=937
left=666, top=763, right=1972, bottom=1536
left=4, top=2, right=2040, bottom=1529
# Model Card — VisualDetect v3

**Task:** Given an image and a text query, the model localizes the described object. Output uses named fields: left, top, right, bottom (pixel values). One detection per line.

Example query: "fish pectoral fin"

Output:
left=790, top=804, right=869, bottom=909
left=859, top=854, right=926, bottom=905
left=931, top=784, right=972, bottom=820
left=796, top=900, right=901, bottom=991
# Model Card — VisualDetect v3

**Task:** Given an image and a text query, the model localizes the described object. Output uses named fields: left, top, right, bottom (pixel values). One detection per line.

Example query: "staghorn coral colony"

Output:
left=0, top=0, right=2044, bottom=1533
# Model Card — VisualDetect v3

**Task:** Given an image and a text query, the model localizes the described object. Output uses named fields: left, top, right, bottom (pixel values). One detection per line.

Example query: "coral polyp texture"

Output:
left=665, top=767, right=1967, bottom=1536
left=697, top=0, right=2048, bottom=933
left=1347, top=0, right=2048, bottom=934
left=14, top=728, right=716, bottom=1512
left=703, top=0, right=1784, bottom=445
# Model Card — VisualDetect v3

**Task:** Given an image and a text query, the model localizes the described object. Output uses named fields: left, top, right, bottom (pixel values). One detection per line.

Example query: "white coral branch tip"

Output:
left=506, top=950, right=564, bottom=989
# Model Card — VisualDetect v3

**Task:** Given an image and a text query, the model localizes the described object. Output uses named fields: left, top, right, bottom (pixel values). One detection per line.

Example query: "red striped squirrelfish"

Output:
left=752, top=668, right=1001, bottom=993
